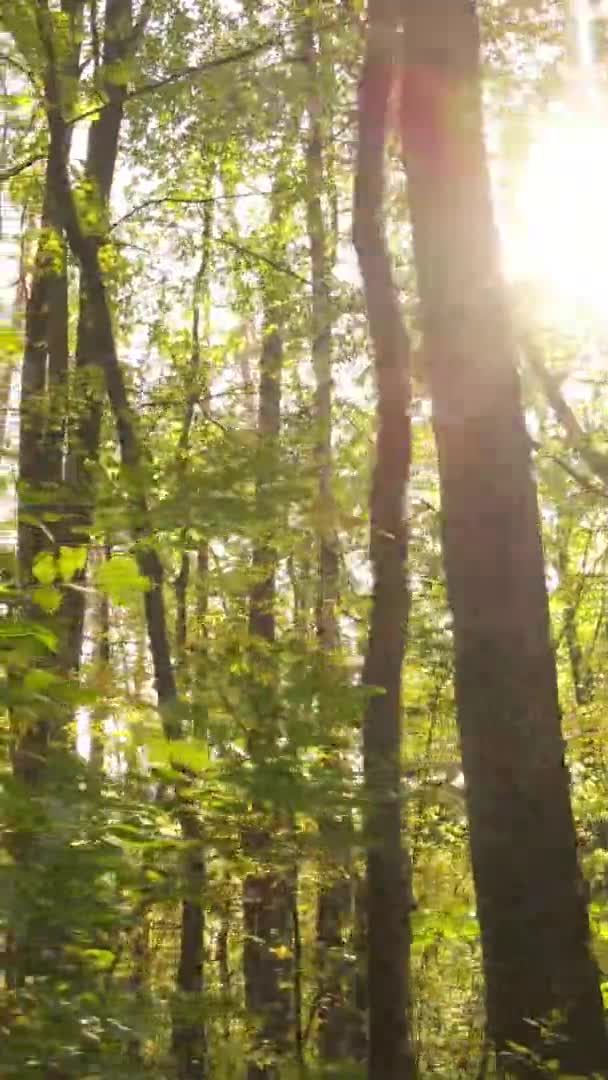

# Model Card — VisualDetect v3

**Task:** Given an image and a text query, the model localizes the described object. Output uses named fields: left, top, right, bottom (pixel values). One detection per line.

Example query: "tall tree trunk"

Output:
left=349, top=872, right=368, bottom=1066
left=353, top=2, right=417, bottom=1077
left=36, top=18, right=209, bottom=1075
left=17, top=0, right=83, bottom=594
left=300, top=6, right=352, bottom=1062
left=399, top=1, right=608, bottom=1073
left=171, top=215, right=214, bottom=1080
left=6, top=6, right=83, bottom=994
left=243, top=193, right=293, bottom=1080
left=13, top=0, right=85, bottom=791
left=174, top=203, right=213, bottom=677
left=0, top=64, right=22, bottom=455
left=172, top=803, right=207, bottom=1080
left=60, top=0, right=141, bottom=675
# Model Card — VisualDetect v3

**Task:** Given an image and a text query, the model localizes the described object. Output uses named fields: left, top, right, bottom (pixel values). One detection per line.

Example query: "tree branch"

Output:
left=0, top=36, right=300, bottom=182
left=527, top=344, right=608, bottom=489
left=110, top=190, right=271, bottom=230
left=0, top=151, right=46, bottom=181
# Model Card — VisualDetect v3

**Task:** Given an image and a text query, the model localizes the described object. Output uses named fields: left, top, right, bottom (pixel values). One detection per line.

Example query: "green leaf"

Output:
left=23, top=669, right=62, bottom=693
left=147, top=735, right=211, bottom=774
left=94, top=553, right=150, bottom=605
left=31, top=585, right=62, bottom=613
left=32, top=551, right=56, bottom=585
left=0, top=620, right=57, bottom=651
left=58, top=545, right=87, bottom=582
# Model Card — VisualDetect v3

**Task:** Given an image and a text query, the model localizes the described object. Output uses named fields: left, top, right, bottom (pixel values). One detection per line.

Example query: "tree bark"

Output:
left=36, top=16, right=208, bottom=1076
left=17, top=0, right=84, bottom=591
left=174, top=203, right=213, bottom=676
left=60, top=0, right=141, bottom=675
left=171, top=214, right=214, bottom=1080
left=172, top=803, right=207, bottom=1080
left=243, top=192, right=293, bottom=1080
left=353, top=1, right=417, bottom=1076
left=399, top=1, right=608, bottom=1073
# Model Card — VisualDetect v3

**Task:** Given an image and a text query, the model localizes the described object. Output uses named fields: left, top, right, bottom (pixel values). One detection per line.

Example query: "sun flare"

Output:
left=504, top=109, right=608, bottom=326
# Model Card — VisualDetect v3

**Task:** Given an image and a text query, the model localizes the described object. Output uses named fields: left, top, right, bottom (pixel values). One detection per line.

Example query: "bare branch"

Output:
left=127, top=39, right=301, bottom=100
left=110, top=190, right=271, bottom=230
left=216, top=234, right=310, bottom=287
left=0, top=52, right=35, bottom=81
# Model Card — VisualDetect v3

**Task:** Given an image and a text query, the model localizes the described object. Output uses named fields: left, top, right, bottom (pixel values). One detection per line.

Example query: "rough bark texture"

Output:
left=400, top=1, right=608, bottom=1073
left=353, top=1, right=417, bottom=1076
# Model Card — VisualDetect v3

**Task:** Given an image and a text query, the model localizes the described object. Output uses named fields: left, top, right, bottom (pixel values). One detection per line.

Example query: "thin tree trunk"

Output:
left=36, top=18, right=208, bottom=1076
left=8, top=0, right=83, bottom=988
left=13, top=0, right=85, bottom=790
left=399, top=1, right=608, bottom=1073
left=88, top=542, right=111, bottom=782
left=126, top=916, right=149, bottom=1065
left=0, top=71, right=21, bottom=453
left=243, top=191, right=293, bottom=1080
left=17, top=0, right=83, bottom=592
left=352, top=2, right=417, bottom=1076
left=172, top=219, right=214, bottom=1080
left=37, top=6, right=175, bottom=715
left=300, top=6, right=353, bottom=1062
left=349, top=872, right=368, bottom=1065
left=557, top=530, right=594, bottom=707
left=60, top=0, right=143, bottom=675
left=174, top=202, right=213, bottom=676
left=217, top=894, right=231, bottom=1041
left=172, top=805, right=207, bottom=1080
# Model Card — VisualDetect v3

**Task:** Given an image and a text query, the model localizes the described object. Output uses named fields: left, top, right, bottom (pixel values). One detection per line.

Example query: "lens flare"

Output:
left=503, top=111, right=608, bottom=326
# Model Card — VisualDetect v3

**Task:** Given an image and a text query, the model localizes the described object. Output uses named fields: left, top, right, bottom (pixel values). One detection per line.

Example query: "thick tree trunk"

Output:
left=353, top=2, right=417, bottom=1077
left=400, top=1, right=608, bottom=1073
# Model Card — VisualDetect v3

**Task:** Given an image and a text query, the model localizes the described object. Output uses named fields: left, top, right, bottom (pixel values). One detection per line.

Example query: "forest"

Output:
left=4, top=0, right=608, bottom=1076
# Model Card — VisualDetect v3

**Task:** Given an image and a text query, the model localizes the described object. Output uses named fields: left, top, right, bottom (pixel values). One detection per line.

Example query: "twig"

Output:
left=217, top=234, right=309, bottom=286
left=527, top=343, right=608, bottom=489
left=110, top=190, right=271, bottom=230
